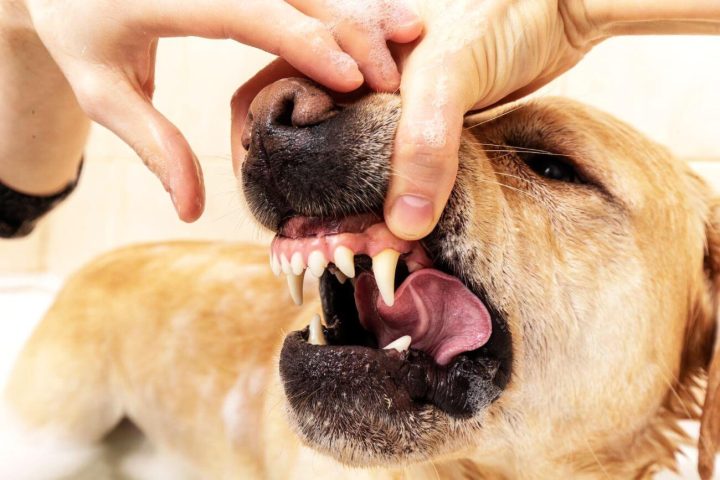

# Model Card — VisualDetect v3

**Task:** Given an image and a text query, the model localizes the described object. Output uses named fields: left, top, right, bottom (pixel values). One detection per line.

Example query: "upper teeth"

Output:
left=372, top=249, right=400, bottom=307
left=274, top=246, right=403, bottom=307
left=333, top=246, right=356, bottom=278
left=383, top=335, right=411, bottom=352
left=290, top=252, right=305, bottom=276
left=270, top=253, right=281, bottom=276
left=280, top=254, right=292, bottom=275
left=307, top=251, right=327, bottom=278
left=287, top=270, right=305, bottom=306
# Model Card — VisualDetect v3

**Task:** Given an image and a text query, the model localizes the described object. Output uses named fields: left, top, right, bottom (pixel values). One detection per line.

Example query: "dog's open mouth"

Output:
left=271, top=213, right=511, bottom=418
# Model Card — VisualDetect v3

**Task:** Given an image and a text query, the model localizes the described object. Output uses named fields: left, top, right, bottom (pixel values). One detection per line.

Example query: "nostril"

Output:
left=274, top=99, right=295, bottom=128
left=249, top=78, right=340, bottom=137
left=289, top=91, right=338, bottom=127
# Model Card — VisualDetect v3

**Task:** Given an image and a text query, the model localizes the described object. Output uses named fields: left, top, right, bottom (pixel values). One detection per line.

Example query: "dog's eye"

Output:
left=521, top=153, right=582, bottom=184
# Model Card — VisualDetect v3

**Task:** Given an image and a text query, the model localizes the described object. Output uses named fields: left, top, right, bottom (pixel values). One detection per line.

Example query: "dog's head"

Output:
left=236, top=78, right=720, bottom=477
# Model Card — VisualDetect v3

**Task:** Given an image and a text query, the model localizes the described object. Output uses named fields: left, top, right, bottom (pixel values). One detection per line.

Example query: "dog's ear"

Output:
left=698, top=195, right=720, bottom=479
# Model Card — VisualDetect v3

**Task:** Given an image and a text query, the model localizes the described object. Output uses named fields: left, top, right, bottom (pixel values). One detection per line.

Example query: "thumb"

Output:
left=384, top=61, right=472, bottom=241
left=73, top=70, right=205, bottom=222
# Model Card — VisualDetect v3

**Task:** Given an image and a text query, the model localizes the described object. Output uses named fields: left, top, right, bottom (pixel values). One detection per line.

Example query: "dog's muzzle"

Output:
left=240, top=79, right=511, bottom=442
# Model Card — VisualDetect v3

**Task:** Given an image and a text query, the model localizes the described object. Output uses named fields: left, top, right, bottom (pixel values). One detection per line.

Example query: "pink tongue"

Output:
left=355, top=269, right=492, bottom=366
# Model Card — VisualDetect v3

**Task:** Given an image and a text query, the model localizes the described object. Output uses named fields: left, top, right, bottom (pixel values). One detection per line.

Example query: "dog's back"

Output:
left=2, top=242, right=319, bottom=479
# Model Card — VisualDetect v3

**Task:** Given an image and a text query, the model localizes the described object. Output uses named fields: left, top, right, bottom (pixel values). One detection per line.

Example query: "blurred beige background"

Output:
left=2, top=35, right=720, bottom=276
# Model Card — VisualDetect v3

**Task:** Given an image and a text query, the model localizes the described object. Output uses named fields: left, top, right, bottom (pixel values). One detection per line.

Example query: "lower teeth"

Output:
left=308, top=314, right=327, bottom=345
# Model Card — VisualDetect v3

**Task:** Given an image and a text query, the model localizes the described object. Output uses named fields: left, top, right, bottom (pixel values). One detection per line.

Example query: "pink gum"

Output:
left=270, top=223, right=433, bottom=269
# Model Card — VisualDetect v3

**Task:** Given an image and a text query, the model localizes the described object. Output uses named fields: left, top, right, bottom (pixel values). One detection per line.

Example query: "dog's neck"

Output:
left=454, top=372, right=705, bottom=479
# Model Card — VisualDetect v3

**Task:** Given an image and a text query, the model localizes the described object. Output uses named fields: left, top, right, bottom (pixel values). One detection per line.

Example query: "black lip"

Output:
left=280, top=331, right=504, bottom=418
left=279, top=262, right=513, bottom=418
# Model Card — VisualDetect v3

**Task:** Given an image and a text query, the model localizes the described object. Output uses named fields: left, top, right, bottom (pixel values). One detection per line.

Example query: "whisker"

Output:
left=475, top=178, right=542, bottom=202
left=461, top=141, right=570, bottom=158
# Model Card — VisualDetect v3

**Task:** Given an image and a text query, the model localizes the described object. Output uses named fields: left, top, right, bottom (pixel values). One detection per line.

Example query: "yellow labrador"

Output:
left=3, top=79, right=720, bottom=479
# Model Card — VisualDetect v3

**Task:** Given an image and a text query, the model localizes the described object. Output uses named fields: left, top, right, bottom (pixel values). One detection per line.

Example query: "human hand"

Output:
left=17, top=0, right=421, bottom=221
left=231, top=0, right=600, bottom=239
left=385, top=0, right=601, bottom=239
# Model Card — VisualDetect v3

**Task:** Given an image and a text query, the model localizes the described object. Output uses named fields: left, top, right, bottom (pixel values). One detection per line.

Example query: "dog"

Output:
left=3, top=78, right=720, bottom=479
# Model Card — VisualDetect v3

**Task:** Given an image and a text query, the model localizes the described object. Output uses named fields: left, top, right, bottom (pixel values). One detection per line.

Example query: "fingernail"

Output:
left=389, top=195, right=434, bottom=239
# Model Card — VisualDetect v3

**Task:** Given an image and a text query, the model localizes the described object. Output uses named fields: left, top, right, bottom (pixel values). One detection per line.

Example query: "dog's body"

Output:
left=4, top=84, right=720, bottom=479
left=4, top=241, right=501, bottom=480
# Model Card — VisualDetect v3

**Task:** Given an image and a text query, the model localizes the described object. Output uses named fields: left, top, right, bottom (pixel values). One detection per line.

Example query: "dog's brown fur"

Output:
left=4, top=96, right=720, bottom=479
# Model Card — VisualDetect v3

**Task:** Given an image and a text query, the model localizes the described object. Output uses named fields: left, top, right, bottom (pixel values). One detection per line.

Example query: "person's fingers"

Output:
left=378, top=0, right=423, bottom=44
left=331, top=21, right=401, bottom=91
left=72, top=69, right=205, bottom=222
left=385, top=55, right=476, bottom=241
left=287, top=0, right=422, bottom=92
left=148, top=0, right=363, bottom=93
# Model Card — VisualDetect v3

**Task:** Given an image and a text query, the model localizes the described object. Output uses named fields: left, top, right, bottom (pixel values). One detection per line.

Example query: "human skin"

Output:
left=0, top=0, right=421, bottom=220
left=2, top=0, right=720, bottom=229
left=235, top=0, right=720, bottom=240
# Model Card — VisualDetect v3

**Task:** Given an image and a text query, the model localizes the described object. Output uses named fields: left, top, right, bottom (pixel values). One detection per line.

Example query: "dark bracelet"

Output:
left=0, top=161, right=82, bottom=239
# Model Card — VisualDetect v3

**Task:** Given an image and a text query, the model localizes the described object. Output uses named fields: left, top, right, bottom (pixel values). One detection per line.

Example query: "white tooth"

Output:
left=291, top=252, right=305, bottom=276
left=308, top=250, right=328, bottom=278
left=372, top=249, right=400, bottom=307
left=383, top=335, right=411, bottom=352
left=280, top=254, right=291, bottom=275
left=270, top=253, right=282, bottom=276
left=333, top=246, right=355, bottom=278
left=308, top=314, right=327, bottom=346
left=334, top=270, right=348, bottom=284
left=287, top=271, right=305, bottom=306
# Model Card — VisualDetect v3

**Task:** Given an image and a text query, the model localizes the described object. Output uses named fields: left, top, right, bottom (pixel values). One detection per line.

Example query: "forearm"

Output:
left=0, top=0, right=89, bottom=196
left=584, top=0, right=720, bottom=38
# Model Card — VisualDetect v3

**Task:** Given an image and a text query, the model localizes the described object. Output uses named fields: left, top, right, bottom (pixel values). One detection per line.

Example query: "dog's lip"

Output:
left=280, top=330, right=503, bottom=417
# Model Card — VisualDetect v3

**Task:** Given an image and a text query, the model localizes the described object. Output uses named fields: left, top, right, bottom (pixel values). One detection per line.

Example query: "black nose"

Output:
left=241, top=78, right=339, bottom=151
left=240, top=78, right=399, bottom=231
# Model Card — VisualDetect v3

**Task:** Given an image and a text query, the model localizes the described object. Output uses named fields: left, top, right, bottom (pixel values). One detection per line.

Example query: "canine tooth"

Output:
left=280, top=254, right=291, bottom=275
left=372, top=249, right=400, bottom=307
left=335, top=270, right=348, bottom=284
left=287, top=271, right=305, bottom=305
left=308, top=250, right=328, bottom=278
left=383, top=335, right=411, bottom=352
left=333, top=246, right=356, bottom=278
left=270, top=253, right=282, bottom=276
left=291, top=252, right=305, bottom=275
left=308, top=314, right=327, bottom=346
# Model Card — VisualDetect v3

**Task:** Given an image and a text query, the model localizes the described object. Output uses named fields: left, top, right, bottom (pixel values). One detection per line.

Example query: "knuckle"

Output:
left=397, top=148, right=454, bottom=183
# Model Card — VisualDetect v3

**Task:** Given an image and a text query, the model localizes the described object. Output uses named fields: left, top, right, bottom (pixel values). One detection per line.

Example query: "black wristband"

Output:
left=0, top=161, right=82, bottom=239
